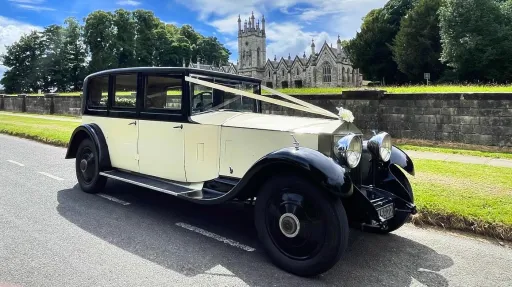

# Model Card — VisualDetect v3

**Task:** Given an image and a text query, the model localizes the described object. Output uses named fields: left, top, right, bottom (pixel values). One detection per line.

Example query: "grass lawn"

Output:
left=0, top=113, right=511, bottom=240
left=395, top=138, right=512, bottom=160
left=0, top=114, right=78, bottom=146
left=399, top=145, right=512, bottom=160
left=409, top=159, right=512, bottom=240
left=5, top=84, right=512, bottom=96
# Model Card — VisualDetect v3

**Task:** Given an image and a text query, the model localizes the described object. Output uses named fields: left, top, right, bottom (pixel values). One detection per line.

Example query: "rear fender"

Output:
left=65, top=124, right=111, bottom=170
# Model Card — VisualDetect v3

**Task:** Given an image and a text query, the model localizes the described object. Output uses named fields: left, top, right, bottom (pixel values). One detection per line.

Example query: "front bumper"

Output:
left=342, top=184, right=417, bottom=230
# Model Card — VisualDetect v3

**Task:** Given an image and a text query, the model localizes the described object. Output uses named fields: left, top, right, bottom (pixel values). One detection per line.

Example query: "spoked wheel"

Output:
left=75, top=138, right=106, bottom=193
left=255, top=175, right=349, bottom=277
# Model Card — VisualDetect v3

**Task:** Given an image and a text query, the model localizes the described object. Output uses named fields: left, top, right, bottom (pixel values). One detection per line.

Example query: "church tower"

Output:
left=237, top=12, right=266, bottom=78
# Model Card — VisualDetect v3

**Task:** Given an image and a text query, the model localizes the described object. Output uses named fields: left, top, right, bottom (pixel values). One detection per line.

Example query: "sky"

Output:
left=0, top=0, right=388, bottom=87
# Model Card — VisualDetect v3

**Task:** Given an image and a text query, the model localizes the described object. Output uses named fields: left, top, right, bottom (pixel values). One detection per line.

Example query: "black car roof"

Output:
left=85, top=67, right=261, bottom=84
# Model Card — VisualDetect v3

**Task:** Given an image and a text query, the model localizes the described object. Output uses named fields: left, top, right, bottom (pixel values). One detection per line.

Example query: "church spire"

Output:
left=238, top=15, right=241, bottom=32
left=311, top=39, right=316, bottom=55
left=261, top=14, right=265, bottom=35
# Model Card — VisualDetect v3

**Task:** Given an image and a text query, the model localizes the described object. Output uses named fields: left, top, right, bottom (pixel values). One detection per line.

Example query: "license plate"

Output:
left=377, top=204, right=394, bottom=220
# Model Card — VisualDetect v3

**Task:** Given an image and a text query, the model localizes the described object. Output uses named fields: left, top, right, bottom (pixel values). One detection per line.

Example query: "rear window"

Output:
left=87, top=76, right=108, bottom=107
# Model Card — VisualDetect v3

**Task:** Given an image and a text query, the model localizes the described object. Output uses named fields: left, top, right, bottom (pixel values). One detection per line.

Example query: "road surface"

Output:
left=0, top=134, right=510, bottom=287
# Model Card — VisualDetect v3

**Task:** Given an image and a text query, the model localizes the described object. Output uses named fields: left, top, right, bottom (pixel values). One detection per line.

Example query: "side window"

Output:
left=87, top=76, right=108, bottom=108
left=113, top=74, right=137, bottom=108
left=144, top=75, right=182, bottom=110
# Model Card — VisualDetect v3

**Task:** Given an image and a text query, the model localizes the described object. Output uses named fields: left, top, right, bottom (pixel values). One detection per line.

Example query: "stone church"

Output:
left=188, top=13, right=363, bottom=88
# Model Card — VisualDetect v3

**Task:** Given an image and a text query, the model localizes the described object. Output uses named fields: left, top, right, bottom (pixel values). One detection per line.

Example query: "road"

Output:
left=0, top=134, right=510, bottom=287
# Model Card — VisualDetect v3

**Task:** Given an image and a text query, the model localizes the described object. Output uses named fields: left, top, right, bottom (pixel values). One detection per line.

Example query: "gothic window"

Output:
left=257, top=47, right=261, bottom=66
left=342, top=67, right=346, bottom=82
left=297, top=67, right=300, bottom=76
left=322, top=62, right=332, bottom=83
left=268, top=70, right=271, bottom=78
left=282, top=70, right=285, bottom=77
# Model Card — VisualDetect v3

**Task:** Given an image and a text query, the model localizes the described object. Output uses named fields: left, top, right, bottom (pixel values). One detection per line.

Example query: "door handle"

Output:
left=128, top=121, right=137, bottom=126
left=174, top=124, right=183, bottom=129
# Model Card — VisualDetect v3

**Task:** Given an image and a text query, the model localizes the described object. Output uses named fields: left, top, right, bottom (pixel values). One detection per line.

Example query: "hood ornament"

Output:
left=336, top=107, right=355, bottom=123
left=291, top=134, right=300, bottom=150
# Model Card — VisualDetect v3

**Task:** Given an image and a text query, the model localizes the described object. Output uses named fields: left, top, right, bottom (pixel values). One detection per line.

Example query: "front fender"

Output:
left=237, top=147, right=353, bottom=198
left=65, top=124, right=111, bottom=170
left=390, top=146, right=415, bottom=176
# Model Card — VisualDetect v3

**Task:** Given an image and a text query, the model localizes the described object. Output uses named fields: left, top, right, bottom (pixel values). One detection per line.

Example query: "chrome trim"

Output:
left=279, top=213, right=301, bottom=238
left=99, top=172, right=199, bottom=196
left=334, top=134, right=363, bottom=168
left=368, top=132, right=392, bottom=162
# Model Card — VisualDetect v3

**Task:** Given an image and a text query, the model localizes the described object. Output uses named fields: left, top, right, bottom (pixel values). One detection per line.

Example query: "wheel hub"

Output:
left=279, top=213, right=300, bottom=238
left=80, top=159, right=88, bottom=172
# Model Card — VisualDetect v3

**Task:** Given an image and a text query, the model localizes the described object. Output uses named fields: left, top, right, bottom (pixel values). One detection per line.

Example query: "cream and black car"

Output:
left=66, top=67, right=417, bottom=277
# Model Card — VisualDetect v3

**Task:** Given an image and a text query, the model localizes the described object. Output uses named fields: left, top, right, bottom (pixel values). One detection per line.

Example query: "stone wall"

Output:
left=1, top=92, right=511, bottom=147
left=0, top=94, right=82, bottom=116
left=263, top=91, right=512, bottom=147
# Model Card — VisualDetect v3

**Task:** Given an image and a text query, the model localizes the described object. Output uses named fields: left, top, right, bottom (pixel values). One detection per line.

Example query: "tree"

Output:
left=346, top=0, right=415, bottom=84
left=392, top=0, right=445, bottom=82
left=40, top=25, right=65, bottom=92
left=1, top=9, right=233, bottom=92
left=153, top=26, right=176, bottom=66
left=439, top=0, right=512, bottom=82
left=113, top=9, right=136, bottom=68
left=84, top=11, right=116, bottom=73
left=0, top=31, right=44, bottom=93
left=133, top=10, right=160, bottom=66
left=61, top=17, right=87, bottom=91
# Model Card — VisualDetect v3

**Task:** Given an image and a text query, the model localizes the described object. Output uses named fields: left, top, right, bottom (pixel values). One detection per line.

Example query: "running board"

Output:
left=99, top=170, right=201, bottom=197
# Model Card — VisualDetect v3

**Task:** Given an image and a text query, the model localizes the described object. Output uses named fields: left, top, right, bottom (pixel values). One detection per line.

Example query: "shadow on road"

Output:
left=56, top=180, right=454, bottom=286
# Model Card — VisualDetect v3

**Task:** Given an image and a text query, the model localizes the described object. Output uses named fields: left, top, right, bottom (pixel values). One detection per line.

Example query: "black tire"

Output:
left=254, top=174, right=349, bottom=277
left=75, top=138, right=106, bottom=194
left=376, top=175, right=414, bottom=234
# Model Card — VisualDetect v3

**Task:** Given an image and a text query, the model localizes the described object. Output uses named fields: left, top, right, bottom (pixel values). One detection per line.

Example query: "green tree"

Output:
left=439, top=0, right=512, bottom=82
left=196, top=36, right=230, bottom=65
left=113, top=9, right=136, bottom=68
left=153, top=26, right=176, bottom=66
left=392, top=0, right=445, bottom=82
left=346, top=0, right=415, bottom=83
left=84, top=11, right=116, bottom=73
left=0, top=31, right=44, bottom=93
left=61, top=17, right=87, bottom=91
left=133, top=10, right=160, bottom=66
left=40, top=25, right=65, bottom=92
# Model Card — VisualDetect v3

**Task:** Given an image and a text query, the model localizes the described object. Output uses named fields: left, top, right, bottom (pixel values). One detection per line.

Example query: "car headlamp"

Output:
left=368, top=132, right=392, bottom=162
left=333, top=134, right=362, bottom=168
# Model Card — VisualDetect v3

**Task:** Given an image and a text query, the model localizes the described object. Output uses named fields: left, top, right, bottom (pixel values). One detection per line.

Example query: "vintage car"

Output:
left=65, top=67, right=417, bottom=277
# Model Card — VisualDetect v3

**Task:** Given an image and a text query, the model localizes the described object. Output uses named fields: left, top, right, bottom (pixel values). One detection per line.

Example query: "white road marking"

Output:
left=37, top=172, right=64, bottom=181
left=6, top=160, right=24, bottom=167
left=176, top=222, right=256, bottom=252
left=97, top=193, right=131, bottom=206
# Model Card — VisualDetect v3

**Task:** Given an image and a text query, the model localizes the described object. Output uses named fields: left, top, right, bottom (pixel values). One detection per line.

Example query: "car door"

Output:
left=137, top=73, right=187, bottom=182
left=104, top=73, right=140, bottom=173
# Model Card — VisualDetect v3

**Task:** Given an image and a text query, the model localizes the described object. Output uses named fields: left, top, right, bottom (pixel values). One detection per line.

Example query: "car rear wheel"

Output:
left=76, top=138, right=106, bottom=194
left=254, top=174, right=349, bottom=277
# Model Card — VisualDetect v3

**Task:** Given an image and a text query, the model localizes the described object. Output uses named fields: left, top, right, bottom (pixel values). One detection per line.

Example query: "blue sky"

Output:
left=0, top=0, right=388, bottom=86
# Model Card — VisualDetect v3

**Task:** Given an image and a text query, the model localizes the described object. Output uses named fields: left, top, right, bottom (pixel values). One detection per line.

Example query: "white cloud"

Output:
left=0, top=16, right=43, bottom=88
left=185, top=0, right=388, bottom=62
left=116, top=0, right=142, bottom=6
left=265, top=22, right=336, bottom=61
left=15, top=4, right=56, bottom=11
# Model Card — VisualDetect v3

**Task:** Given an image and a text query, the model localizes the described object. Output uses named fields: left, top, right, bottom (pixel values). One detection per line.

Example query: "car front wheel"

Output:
left=75, top=138, right=106, bottom=194
left=254, top=174, right=349, bottom=277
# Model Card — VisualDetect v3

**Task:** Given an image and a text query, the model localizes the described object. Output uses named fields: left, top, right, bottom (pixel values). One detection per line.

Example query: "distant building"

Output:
left=188, top=13, right=363, bottom=88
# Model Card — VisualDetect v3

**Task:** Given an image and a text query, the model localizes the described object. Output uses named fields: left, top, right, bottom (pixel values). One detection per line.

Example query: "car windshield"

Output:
left=190, top=75, right=259, bottom=115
